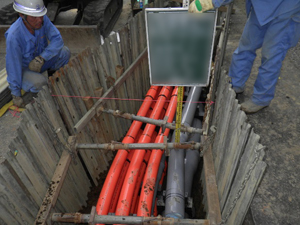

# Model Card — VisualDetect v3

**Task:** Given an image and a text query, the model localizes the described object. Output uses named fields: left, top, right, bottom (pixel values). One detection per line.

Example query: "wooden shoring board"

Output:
left=34, top=148, right=72, bottom=225
left=74, top=48, right=148, bottom=133
left=104, top=35, right=126, bottom=140
left=49, top=74, right=75, bottom=134
left=37, top=88, right=91, bottom=211
left=221, top=130, right=266, bottom=225
left=62, top=54, right=110, bottom=174
left=0, top=158, right=38, bottom=224
left=18, top=110, right=57, bottom=179
left=21, top=105, right=83, bottom=213
left=119, top=24, right=136, bottom=113
left=137, top=11, right=150, bottom=98
left=213, top=86, right=236, bottom=175
left=5, top=146, right=44, bottom=206
left=210, top=70, right=229, bottom=161
left=66, top=54, right=113, bottom=155
left=114, top=65, right=132, bottom=132
left=219, top=117, right=251, bottom=211
left=108, top=35, right=132, bottom=133
left=129, top=16, right=143, bottom=113
left=38, top=87, right=69, bottom=147
left=52, top=67, right=106, bottom=184
left=0, top=202, right=20, bottom=224
left=20, top=104, right=84, bottom=212
left=79, top=48, right=103, bottom=96
left=92, top=47, right=109, bottom=92
left=9, top=136, right=49, bottom=204
left=215, top=97, right=240, bottom=192
left=52, top=69, right=102, bottom=184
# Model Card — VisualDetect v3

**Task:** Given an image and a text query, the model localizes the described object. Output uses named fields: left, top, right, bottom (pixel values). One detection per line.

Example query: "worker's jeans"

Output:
left=22, top=46, right=71, bottom=93
left=229, top=9, right=300, bottom=106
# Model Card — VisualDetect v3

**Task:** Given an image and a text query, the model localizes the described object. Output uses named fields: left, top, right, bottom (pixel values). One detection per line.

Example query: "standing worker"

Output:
left=189, top=0, right=300, bottom=113
left=6, top=0, right=71, bottom=107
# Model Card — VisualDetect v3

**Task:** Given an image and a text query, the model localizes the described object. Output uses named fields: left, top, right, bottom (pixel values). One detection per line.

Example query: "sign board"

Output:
left=146, top=8, right=217, bottom=86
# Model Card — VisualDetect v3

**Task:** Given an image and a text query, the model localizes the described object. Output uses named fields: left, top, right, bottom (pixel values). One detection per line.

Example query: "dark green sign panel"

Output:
left=146, top=9, right=216, bottom=86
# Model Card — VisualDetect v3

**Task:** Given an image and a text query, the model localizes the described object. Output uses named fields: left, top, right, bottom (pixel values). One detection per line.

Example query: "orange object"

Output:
left=109, top=130, right=144, bottom=213
left=137, top=87, right=178, bottom=217
left=114, top=86, right=173, bottom=219
left=130, top=132, right=157, bottom=215
left=96, top=86, right=159, bottom=222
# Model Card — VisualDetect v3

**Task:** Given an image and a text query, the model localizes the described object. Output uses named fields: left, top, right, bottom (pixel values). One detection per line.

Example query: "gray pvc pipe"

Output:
left=185, top=119, right=202, bottom=198
left=151, top=152, right=166, bottom=215
left=165, top=87, right=202, bottom=219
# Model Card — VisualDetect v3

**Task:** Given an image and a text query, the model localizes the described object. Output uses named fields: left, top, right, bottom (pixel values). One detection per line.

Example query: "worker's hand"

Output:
left=188, top=0, right=214, bottom=13
left=29, top=56, right=45, bottom=73
left=12, top=95, right=25, bottom=108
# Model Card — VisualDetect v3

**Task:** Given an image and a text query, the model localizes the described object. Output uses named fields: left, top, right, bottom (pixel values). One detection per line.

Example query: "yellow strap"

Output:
left=175, top=86, right=184, bottom=143
left=0, top=90, right=26, bottom=117
left=0, top=101, right=13, bottom=117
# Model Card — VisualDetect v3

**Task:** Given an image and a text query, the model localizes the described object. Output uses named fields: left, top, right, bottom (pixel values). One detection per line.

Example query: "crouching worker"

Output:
left=5, top=0, right=71, bottom=107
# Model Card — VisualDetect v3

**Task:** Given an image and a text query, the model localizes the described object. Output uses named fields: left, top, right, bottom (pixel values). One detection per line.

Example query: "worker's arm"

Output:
left=5, top=34, right=23, bottom=97
left=189, top=0, right=233, bottom=13
left=39, top=15, right=64, bottom=61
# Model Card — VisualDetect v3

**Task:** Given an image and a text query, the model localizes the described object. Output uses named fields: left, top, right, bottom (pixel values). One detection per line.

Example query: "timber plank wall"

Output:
left=202, top=4, right=267, bottom=224
left=0, top=2, right=266, bottom=225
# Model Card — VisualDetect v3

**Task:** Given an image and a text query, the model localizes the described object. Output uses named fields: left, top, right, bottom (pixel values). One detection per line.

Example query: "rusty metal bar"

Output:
left=76, top=142, right=202, bottom=151
left=99, top=108, right=204, bottom=134
left=201, top=127, right=221, bottom=225
left=51, top=207, right=210, bottom=225
left=34, top=136, right=77, bottom=225
left=74, top=48, right=148, bottom=133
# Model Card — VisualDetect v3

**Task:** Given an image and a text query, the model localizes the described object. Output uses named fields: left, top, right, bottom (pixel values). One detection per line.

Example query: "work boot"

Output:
left=12, top=95, right=25, bottom=108
left=232, top=86, right=244, bottom=94
left=241, top=99, right=268, bottom=114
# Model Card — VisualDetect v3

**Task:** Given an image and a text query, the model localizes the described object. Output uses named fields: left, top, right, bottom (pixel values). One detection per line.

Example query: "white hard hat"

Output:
left=13, top=0, right=47, bottom=17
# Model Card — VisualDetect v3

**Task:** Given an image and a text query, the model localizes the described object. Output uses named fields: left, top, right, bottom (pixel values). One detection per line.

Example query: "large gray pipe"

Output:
left=185, top=119, right=202, bottom=198
left=165, top=87, right=202, bottom=219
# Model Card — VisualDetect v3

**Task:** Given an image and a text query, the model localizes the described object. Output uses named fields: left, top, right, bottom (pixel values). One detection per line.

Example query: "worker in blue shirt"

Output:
left=6, top=0, right=71, bottom=107
left=189, top=0, right=300, bottom=113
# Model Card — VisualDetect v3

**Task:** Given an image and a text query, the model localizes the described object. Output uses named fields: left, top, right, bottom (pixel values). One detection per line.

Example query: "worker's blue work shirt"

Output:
left=5, top=15, right=64, bottom=97
left=213, top=0, right=300, bottom=25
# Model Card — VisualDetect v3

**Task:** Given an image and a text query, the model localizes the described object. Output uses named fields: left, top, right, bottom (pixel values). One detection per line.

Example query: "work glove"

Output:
left=188, top=0, right=214, bottom=13
left=12, top=95, right=25, bottom=108
left=29, top=56, right=45, bottom=73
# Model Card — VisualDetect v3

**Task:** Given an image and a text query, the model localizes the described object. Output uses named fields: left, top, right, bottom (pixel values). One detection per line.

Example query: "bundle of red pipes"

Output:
left=96, top=86, right=179, bottom=224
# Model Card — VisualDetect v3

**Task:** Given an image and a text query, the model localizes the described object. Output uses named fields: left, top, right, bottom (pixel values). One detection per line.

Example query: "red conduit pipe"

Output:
left=108, top=130, right=143, bottom=213
left=137, top=87, right=178, bottom=217
left=133, top=103, right=169, bottom=215
left=114, top=86, right=173, bottom=218
left=130, top=136, right=156, bottom=215
left=96, top=86, right=160, bottom=219
left=130, top=132, right=157, bottom=215
left=108, top=129, right=148, bottom=213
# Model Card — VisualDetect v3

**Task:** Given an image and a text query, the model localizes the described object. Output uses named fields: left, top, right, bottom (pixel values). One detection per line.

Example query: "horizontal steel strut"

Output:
left=76, top=141, right=202, bottom=152
left=51, top=207, right=209, bottom=224
left=99, top=107, right=204, bottom=134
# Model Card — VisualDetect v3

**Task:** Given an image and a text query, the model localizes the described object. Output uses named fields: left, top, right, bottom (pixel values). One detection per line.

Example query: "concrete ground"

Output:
left=223, top=1, right=300, bottom=224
